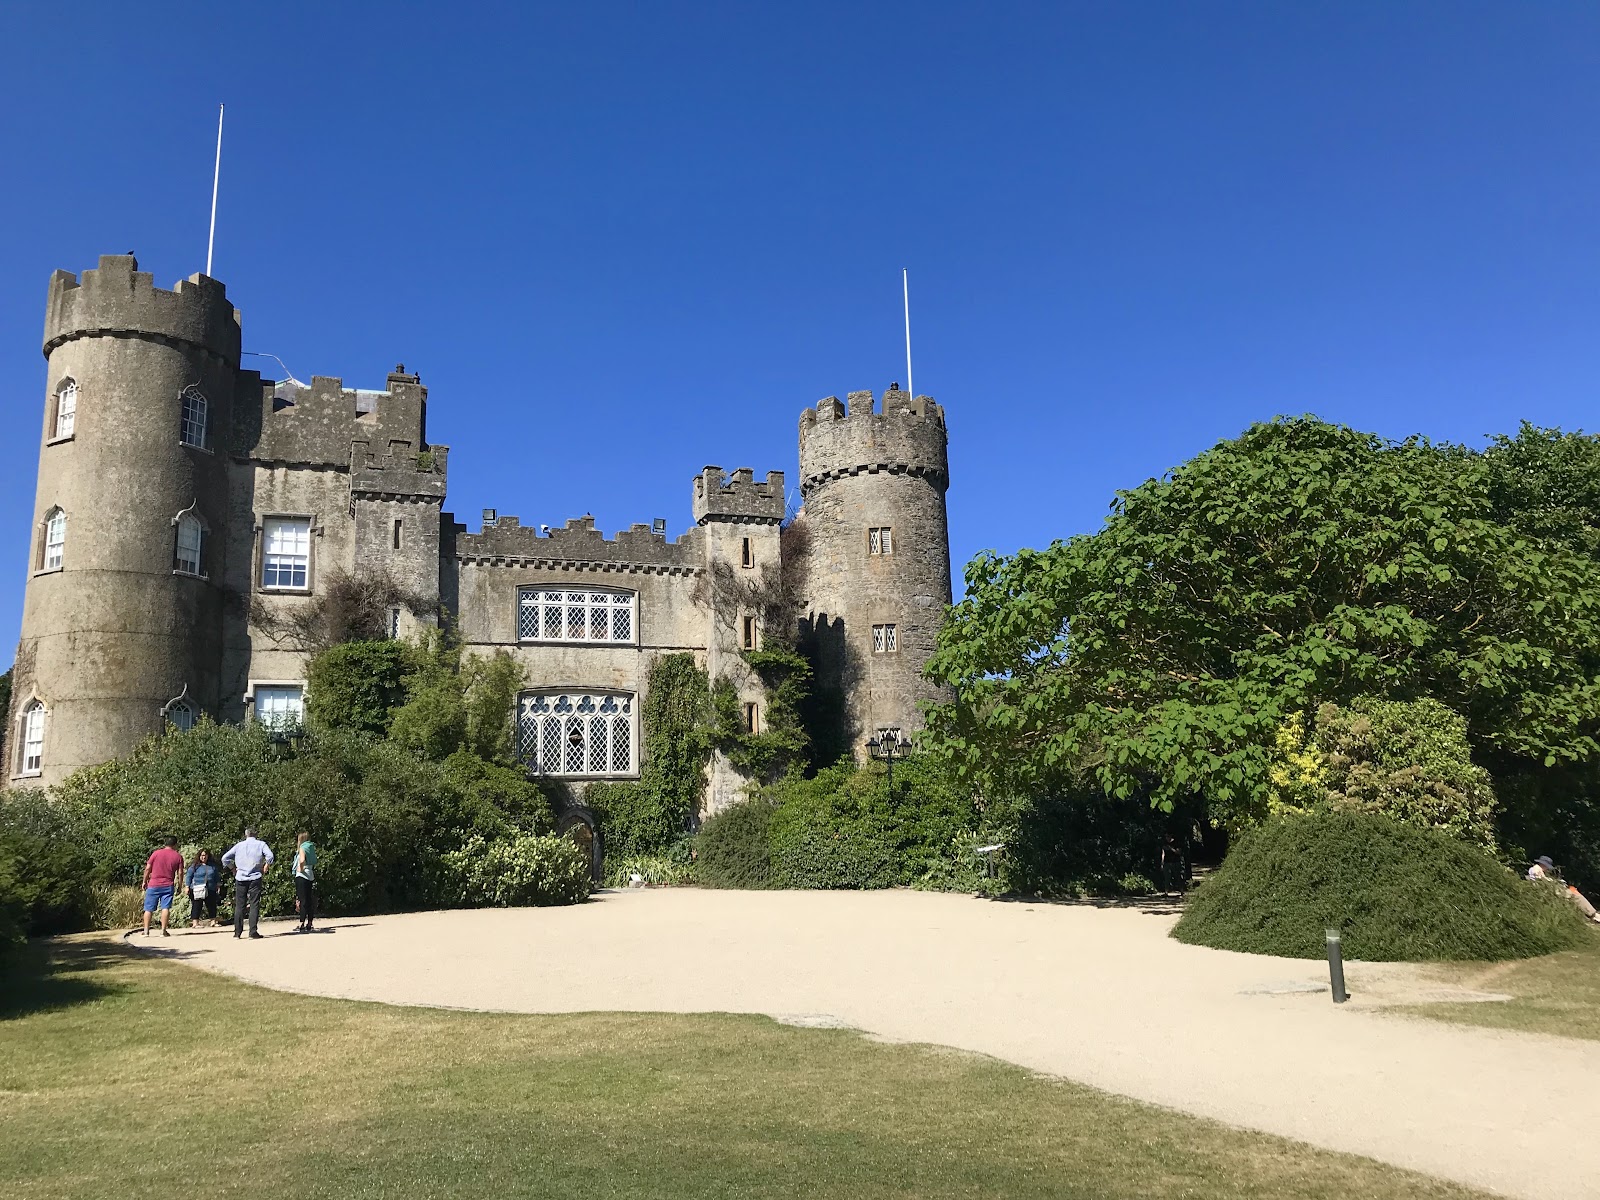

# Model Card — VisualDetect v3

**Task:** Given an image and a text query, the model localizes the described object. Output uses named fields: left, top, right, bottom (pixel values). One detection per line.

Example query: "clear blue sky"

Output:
left=2, top=3, right=1597, bottom=655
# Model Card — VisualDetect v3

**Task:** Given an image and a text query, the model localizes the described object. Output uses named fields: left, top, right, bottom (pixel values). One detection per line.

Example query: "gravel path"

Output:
left=135, top=888, right=1600, bottom=1199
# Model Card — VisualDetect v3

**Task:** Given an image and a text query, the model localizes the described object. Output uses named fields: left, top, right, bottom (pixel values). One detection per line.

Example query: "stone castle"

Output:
left=8, top=255, right=953, bottom=813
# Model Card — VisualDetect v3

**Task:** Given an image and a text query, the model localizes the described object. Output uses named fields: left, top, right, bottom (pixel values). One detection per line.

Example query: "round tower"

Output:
left=10, top=255, right=239, bottom=787
left=795, top=386, right=952, bottom=755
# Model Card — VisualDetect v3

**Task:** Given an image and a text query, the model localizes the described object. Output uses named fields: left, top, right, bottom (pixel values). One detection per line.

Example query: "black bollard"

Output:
left=1325, top=927, right=1348, bottom=1004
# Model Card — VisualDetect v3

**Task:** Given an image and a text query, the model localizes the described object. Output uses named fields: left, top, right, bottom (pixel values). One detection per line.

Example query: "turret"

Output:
left=10, top=255, right=240, bottom=785
left=794, top=386, right=952, bottom=753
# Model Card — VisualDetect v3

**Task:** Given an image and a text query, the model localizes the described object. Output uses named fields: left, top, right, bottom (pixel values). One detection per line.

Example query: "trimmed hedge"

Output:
left=696, top=798, right=777, bottom=889
left=1172, top=810, right=1591, bottom=962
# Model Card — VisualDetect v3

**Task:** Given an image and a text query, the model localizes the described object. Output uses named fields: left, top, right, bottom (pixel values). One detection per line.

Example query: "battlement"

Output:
left=350, top=441, right=449, bottom=500
left=249, top=369, right=427, bottom=467
left=691, top=466, right=785, bottom=525
left=43, top=255, right=241, bottom=363
left=457, top=514, right=700, bottom=573
left=797, top=386, right=949, bottom=496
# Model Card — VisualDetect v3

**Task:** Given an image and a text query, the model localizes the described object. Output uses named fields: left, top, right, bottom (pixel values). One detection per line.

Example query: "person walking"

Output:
left=222, top=827, right=274, bottom=940
left=140, top=836, right=185, bottom=937
left=185, top=848, right=221, bottom=928
left=292, top=832, right=318, bottom=933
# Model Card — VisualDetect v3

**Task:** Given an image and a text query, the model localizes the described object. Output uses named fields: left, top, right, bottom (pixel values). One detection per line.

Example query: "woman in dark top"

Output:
left=186, top=848, right=220, bottom=928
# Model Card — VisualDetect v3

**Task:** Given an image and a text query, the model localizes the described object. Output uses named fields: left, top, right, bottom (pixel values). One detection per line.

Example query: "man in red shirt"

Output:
left=141, top=837, right=185, bottom=937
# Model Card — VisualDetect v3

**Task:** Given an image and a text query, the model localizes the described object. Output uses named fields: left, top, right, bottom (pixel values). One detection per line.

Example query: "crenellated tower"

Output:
left=795, top=386, right=952, bottom=754
left=11, top=255, right=241, bottom=786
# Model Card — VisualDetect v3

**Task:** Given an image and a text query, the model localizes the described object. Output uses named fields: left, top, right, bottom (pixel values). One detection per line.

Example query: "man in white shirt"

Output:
left=222, top=827, right=275, bottom=939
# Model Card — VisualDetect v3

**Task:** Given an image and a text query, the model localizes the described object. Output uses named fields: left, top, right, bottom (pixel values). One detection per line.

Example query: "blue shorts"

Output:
left=143, top=886, right=174, bottom=912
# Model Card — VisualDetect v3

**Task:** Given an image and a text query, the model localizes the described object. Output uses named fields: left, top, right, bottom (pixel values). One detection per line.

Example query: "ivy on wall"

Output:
left=714, top=648, right=813, bottom=782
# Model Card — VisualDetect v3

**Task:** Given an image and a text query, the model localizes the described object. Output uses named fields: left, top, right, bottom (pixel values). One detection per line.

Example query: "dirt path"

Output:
left=134, top=889, right=1600, bottom=1200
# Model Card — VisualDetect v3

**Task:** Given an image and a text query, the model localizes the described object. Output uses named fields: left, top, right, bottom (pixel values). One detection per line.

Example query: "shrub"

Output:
left=697, top=798, right=777, bottom=889
left=767, top=766, right=900, bottom=889
left=305, top=640, right=416, bottom=736
left=88, top=884, right=146, bottom=932
left=587, top=780, right=681, bottom=859
left=1267, top=698, right=1499, bottom=848
left=0, top=787, right=99, bottom=936
left=1172, top=809, right=1591, bottom=961
left=443, top=834, right=591, bottom=907
left=603, top=853, right=695, bottom=888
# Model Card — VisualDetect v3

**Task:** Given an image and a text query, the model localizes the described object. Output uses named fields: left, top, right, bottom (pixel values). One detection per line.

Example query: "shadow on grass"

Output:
left=0, top=937, right=135, bottom=1021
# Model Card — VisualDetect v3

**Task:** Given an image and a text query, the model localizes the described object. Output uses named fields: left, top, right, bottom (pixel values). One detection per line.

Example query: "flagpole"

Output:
left=903, top=268, right=914, bottom=398
left=206, top=104, right=224, bottom=277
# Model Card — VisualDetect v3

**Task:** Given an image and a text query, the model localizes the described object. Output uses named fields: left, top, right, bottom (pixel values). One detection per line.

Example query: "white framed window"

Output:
left=869, top=527, right=893, bottom=555
left=872, top=623, right=898, bottom=654
left=179, top=386, right=208, bottom=448
left=16, top=699, right=45, bottom=776
left=54, top=379, right=77, bottom=439
left=517, top=691, right=635, bottom=777
left=40, top=508, right=65, bottom=572
left=174, top=512, right=206, bottom=576
left=164, top=700, right=196, bottom=732
left=251, top=685, right=304, bottom=731
left=261, top=517, right=311, bottom=589
left=517, top=587, right=636, bottom=645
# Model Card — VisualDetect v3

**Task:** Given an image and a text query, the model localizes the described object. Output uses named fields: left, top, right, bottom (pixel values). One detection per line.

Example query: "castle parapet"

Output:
left=250, top=372, right=428, bottom=467
left=43, top=255, right=241, bottom=363
left=691, top=466, right=785, bottom=525
left=457, top=514, right=699, bottom=573
left=797, top=386, right=949, bottom=497
left=350, top=442, right=449, bottom=500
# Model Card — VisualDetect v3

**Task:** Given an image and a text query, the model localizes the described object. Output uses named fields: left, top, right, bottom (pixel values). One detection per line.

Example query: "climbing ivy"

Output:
left=714, top=647, right=813, bottom=782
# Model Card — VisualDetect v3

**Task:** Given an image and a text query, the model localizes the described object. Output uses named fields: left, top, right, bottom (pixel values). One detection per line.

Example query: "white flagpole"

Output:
left=903, top=268, right=914, bottom=398
left=206, top=104, right=224, bottom=277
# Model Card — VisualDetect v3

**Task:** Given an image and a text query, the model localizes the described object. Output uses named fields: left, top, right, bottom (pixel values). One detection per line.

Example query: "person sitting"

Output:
left=1528, top=856, right=1600, bottom=924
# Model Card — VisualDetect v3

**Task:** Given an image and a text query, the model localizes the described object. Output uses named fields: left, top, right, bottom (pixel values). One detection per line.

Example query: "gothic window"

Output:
left=517, top=691, right=635, bottom=778
left=872, top=623, right=898, bottom=654
left=16, top=700, right=45, bottom=776
left=40, top=508, right=65, bottom=572
left=164, top=700, right=197, bottom=732
left=252, top=685, right=304, bottom=731
left=173, top=512, right=206, bottom=576
left=54, top=379, right=77, bottom=440
left=517, top=587, right=636, bottom=645
left=261, top=517, right=311, bottom=589
left=869, top=527, right=894, bottom=555
left=179, top=386, right=208, bottom=448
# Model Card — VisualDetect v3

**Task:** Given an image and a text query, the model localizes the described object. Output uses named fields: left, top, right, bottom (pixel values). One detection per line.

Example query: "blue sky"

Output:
left=1, top=3, right=1597, bottom=653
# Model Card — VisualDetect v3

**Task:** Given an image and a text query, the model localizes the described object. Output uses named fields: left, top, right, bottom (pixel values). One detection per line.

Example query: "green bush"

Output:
left=88, top=884, right=145, bottom=932
left=696, top=798, right=777, bottom=889
left=305, top=640, right=417, bottom=736
left=1172, top=810, right=1592, bottom=961
left=587, top=780, right=681, bottom=859
left=0, top=788, right=98, bottom=937
left=602, top=853, right=695, bottom=888
left=443, top=834, right=592, bottom=907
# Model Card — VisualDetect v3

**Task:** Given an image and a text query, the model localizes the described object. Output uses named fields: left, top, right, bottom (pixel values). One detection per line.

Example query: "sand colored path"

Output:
left=136, top=889, right=1600, bottom=1200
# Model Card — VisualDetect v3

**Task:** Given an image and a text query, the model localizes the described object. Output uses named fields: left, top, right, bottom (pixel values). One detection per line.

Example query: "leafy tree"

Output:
left=387, top=630, right=468, bottom=761
left=925, top=417, right=1600, bottom=827
left=305, top=640, right=416, bottom=736
left=462, top=651, right=527, bottom=765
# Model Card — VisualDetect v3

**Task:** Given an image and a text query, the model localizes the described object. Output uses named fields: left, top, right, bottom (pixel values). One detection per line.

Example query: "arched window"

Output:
left=54, top=378, right=78, bottom=440
left=179, top=386, right=208, bottom=448
left=40, top=508, right=65, bottom=572
left=164, top=700, right=196, bottom=732
left=516, top=691, right=635, bottom=777
left=173, top=512, right=206, bottom=576
left=16, top=699, right=46, bottom=776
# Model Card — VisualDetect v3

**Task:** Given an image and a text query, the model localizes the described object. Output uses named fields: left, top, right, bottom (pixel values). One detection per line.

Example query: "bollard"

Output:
left=1325, top=927, right=1348, bottom=1004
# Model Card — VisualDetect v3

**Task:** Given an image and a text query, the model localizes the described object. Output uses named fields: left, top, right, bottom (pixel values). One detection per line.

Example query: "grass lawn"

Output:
left=0, top=936, right=1490, bottom=1200
left=1403, top=931, right=1600, bottom=1042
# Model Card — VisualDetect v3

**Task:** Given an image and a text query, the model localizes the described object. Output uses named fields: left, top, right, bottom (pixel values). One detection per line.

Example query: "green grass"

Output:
left=1402, top=932, right=1600, bottom=1042
left=0, top=937, right=1491, bottom=1200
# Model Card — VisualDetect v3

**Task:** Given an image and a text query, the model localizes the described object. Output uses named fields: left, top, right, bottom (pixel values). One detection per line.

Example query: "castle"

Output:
left=8, top=255, right=953, bottom=813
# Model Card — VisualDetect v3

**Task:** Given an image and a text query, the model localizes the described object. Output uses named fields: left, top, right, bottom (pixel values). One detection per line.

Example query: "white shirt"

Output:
left=223, top=837, right=275, bottom=881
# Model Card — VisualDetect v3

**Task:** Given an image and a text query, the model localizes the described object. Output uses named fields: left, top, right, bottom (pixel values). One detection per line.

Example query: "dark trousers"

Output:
left=234, top=877, right=263, bottom=936
left=190, top=892, right=219, bottom=922
left=295, top=876, right=316, bottom=928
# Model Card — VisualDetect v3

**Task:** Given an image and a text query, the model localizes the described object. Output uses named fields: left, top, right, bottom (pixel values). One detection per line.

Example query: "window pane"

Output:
left=872, top=625, right=886, bottom=653
left=21, top=703, right=44, bottom=772
left=613, top=606, right=631, bottom=641
left=56, top=382, right=77, bottom=438
left=885, top=624, right=897, bottom=652
left=566, top=603, right=586, bottom=639
left=869, top=528, right=881, bottom=555
left=882, top=528, right=893, bottom=555
left=166, top=702, right=196, bottom=732
left=43, top=511, right=65, bottom=571
left=518, top=590, right=539, bottom=640
left=262, top=518, right=310, bottom=588
left=175, top=516, right=204, bottom=575
left=180, top=387, right=208, bottom=448
left=612, top=717, right=630, bottom=772
left=253, top=686, right=304, bottom=730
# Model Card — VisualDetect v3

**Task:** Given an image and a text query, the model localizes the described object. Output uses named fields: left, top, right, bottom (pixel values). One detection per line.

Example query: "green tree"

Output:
left=305, top=640, right=416, bottom=736
left=925, top=417, right=1600, bottom=826
left=461, top=650, right=526, bottom=765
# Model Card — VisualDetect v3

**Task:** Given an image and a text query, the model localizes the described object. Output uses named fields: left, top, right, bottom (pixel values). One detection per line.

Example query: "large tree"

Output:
left=924, top=419, right=1600, bottom=830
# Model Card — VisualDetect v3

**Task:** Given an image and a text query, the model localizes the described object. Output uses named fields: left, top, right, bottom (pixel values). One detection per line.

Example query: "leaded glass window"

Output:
left=869, top=527, right=893, bottom=555
left=517, top=691, right=635, bottom=777
left=517, top=587, right=636, bottom=645
left=179, top=386, right=208, bottom=448
left=872, top=623, right=898, bottom=654
left=262, top=517, right=310, bottom=589
left=54, top=379, right=77, bottom=439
